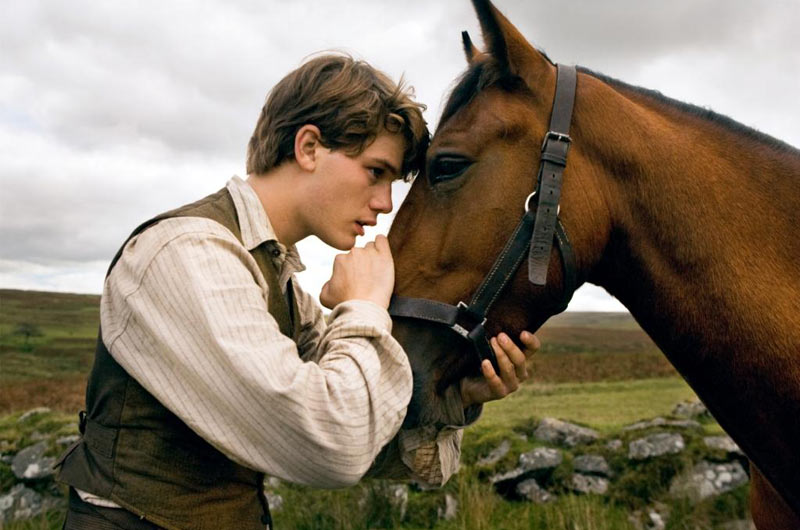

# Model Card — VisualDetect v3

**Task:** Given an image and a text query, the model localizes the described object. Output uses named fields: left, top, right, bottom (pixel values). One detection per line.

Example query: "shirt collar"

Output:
left=226, top=175, right=306, bottom=272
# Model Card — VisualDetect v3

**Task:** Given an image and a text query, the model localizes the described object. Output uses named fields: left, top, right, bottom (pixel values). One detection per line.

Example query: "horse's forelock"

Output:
left=438, top=60, right=514, bottom=129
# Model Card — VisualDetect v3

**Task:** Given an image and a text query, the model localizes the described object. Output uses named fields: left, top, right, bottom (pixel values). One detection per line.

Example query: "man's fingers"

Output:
left=493, top=335, right=526, bottom=384
left=490, top=338, right=518, bottom=393
left=481, top=359, right=508, bottom=398
left=320, top=281, right=334, bottom=309
left=520, top=331, right=541, bottom=357
left=497, top=333, right=528, bottom=381
left=374, top=234, right=391, bottom=256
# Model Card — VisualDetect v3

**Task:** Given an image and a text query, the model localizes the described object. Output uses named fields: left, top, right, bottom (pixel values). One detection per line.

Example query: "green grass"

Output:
left=475, top=377, right=696, bottom=435
left=0, top=290, right=747, bottom=529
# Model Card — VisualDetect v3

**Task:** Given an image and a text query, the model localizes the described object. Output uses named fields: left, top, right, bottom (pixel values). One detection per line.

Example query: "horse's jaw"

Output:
left=391, top=318, right=481, bottom=429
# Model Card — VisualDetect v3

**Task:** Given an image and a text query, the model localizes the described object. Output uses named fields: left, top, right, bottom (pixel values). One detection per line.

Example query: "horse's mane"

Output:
left=578, top=67, right=800, bottom=157
left=438, top=57, right=798, bottom=158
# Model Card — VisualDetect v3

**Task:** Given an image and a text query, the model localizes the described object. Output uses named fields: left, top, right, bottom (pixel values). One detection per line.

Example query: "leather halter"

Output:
left=388, top=64, right=578, bottom=372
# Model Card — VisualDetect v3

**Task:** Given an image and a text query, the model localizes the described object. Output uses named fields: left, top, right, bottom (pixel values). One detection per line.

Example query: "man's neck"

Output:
left=246, top=168, right=307, bottom=247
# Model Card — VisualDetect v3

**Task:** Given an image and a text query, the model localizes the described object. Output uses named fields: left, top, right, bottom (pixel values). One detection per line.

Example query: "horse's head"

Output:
left=389, top=0, right=613, bottom=426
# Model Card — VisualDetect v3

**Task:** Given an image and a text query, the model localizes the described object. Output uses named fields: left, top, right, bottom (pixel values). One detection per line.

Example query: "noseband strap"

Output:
left=389, top=64, right=578, bottom=372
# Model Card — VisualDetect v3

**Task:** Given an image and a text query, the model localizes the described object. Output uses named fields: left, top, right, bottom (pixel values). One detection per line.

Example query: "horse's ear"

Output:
left=462, top=31, right=478, bottom=64
left=470, top=0, right=550, bottom=79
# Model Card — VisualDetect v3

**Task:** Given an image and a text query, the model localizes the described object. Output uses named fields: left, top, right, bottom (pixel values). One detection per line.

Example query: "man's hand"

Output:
left=460, top=331, right=540, bottom=407
left=320, top=235, right=394, bottom=309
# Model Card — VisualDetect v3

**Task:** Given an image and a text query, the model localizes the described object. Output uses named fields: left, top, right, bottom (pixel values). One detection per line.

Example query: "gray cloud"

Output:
left=1, top=0, right=798, bottom=309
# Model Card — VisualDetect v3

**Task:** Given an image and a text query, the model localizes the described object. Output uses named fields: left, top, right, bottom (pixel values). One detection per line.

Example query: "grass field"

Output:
left=1, top=289, right=743, bottom=529
left=0, top=288, right=678, bottom=413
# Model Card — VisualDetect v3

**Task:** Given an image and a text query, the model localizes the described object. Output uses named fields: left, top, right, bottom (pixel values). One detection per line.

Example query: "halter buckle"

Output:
left=541, top=130, right=571, bottom=151
left=450, top=301, right=487, bottom=339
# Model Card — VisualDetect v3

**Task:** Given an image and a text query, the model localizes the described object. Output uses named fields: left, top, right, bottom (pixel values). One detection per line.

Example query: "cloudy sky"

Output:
left=2, top=0, right=798, bottom=312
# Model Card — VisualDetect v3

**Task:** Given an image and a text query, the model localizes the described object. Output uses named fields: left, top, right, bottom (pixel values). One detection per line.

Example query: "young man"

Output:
left=56, top=55, right=538, bottom=529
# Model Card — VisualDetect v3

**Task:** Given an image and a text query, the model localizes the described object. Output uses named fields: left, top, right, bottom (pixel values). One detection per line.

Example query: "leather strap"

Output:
left=469, top=208, right=536, bottom=316
left=388, top=64, right=579, bottom=373
left=529, top=64, right=576, bottom=285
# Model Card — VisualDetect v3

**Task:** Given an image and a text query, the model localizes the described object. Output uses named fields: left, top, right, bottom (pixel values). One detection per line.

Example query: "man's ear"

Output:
left=294, top=124, right=322, bottom=171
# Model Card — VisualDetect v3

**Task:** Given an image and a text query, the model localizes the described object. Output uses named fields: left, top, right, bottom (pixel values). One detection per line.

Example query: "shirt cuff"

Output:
left=329, top=299, right=392, bottom=334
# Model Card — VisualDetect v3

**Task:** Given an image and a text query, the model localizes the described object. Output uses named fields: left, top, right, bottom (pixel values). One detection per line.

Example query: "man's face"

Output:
left=307, top=131, right=405, bottom=250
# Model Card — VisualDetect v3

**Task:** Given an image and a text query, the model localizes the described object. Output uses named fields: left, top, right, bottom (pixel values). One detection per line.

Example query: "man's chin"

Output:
left=325, top=234, right=357, bottom=251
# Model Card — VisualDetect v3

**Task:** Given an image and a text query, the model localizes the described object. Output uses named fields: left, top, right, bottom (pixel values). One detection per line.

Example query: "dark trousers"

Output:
left=62, top=488, right=164, bottom=530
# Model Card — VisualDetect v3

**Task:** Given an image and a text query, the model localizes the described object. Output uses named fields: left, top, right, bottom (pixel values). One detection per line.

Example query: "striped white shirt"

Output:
left=80, top=176, right=467, bottom=506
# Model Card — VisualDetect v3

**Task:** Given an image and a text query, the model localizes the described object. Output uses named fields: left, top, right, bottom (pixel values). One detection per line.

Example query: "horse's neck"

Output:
left=589, top=90, right=800, bottom=361
left=585, top=85, right=800, bottom=511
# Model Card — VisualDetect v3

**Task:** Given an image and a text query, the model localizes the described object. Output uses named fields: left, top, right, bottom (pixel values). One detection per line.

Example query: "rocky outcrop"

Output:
left=516, top=479, right=553, bottom=503
left=672, top=400, right=709, bottom=419
left=534, top=418, right=599, bottom=447
left=437, top=493, right=458, bottom=520
left=669, top=461, right=749, bottom=502
left=0, top=484, right=61, bottom=525
left=476, top=440, right=511, bottom=467
left=573, top=454, right=611, bottom=477
left=11, top=441, right=56, bottom=480
left=703, top=435, right=744, bottom=456
left=0, top=402, right=753, bottom=527
left=570, top=474, right=609, bottom=495
left=623, top=417, right=701, bottom=432
left=629, top=433, right=685, bottom=460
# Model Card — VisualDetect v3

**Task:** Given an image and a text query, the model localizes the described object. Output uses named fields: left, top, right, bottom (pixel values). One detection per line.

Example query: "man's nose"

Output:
left=371, top=181, right=393, bottom=214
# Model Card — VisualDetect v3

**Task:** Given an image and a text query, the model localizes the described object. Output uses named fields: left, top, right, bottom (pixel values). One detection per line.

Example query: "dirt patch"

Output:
left=0, top=376, right=86, bottom=415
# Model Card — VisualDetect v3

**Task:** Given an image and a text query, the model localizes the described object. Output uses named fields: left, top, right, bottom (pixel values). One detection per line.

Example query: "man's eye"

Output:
left=369, top=167, right=384, bottom=178
left=428, top=156, right=472, bottom=185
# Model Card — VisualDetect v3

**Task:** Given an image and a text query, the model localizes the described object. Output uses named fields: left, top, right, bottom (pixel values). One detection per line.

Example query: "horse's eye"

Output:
left=428, top=155, right=472, bottom=185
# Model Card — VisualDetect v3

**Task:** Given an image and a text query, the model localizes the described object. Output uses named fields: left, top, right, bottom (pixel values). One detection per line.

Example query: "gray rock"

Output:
left=703, top=435, right=744, bottom=455
left=516, top=479, right=553, bottom=503
left=476, top=440, right=511, bottom=467
left=519, top=447, right=563, bottom=472
left=570, top=474, right=609, bottom=495
left=646, top=510, right=666, bottom=530
left=573, top=454, right=611, bottom=477
left=11, top=442, right=56, bottom=480
left=628, top=433, right=685, bottom=460
left=0, top=484, right=42, bottom=523
left=629, top=502, right=670, bottom=530
left=0, top=454, right=13, bottom=465
left=672, top=400, right=709, bottom=419
left=623, top=417, right=701, bottom=432
left=669, top=461, right=749, bottom=502
left=491, top=447, right=563, bottom=494
left=385, top=484, right=408, bottom=520
left=17, top=408, right=51, bottom=423
left=534, top=418, right=599, bottom=447
left=265, top=491, right=283, bottom=513
left=56, top=435, right=80, bottom=447
left=29, top=431, right=50, bottom=442
left=264, top=476, right=281, bottom=489
left=361, top=483, right=408, bottom=520
left=606, top=439, right=623, bottom=451
left=489, top=467, right=524, bottom=485
left=437, top=493, right=458, bottom=521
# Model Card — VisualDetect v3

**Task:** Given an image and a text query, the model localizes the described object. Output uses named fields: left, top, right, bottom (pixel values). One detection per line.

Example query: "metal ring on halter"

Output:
left=524, top=191, right=561, bottom=215
left=524, top=191, right=537, bottom=212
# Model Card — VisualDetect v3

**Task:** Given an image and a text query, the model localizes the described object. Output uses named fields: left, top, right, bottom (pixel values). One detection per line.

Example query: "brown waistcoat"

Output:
left=56, top=188, right=301, bottom=530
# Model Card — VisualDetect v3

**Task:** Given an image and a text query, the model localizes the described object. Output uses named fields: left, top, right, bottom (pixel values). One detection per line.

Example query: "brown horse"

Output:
left=388, top=1, right=800, bottom=528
